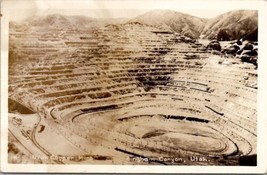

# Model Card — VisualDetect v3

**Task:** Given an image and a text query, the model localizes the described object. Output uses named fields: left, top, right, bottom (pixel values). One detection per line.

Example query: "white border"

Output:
left=1, top=0, right=267, bottom=173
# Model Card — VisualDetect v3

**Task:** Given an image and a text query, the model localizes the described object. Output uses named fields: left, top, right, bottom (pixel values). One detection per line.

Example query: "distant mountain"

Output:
left=130, top=10, right=258, bottom=41
left=130, top=10, right=207, bottom=39
left=10, top=10, right=258, bottom=41
left=11, top=14, right=128, bottom=30
left=201, top=10, right=257, bottom=40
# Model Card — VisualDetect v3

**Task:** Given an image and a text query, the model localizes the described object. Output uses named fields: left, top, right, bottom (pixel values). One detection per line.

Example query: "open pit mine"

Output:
left=8, top=17, right=257, bottom=166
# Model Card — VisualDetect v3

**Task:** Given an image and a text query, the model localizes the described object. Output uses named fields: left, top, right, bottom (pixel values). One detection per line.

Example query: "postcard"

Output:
left=1, top=0, right=267, bottom=173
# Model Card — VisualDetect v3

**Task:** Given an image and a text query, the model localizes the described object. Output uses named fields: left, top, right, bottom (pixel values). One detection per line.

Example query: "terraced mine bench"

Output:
left=8, top=22, right=257, bottom=165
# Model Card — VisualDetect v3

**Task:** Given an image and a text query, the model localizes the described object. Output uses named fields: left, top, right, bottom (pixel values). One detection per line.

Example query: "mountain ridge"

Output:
left=10, top=10, right=258, bottom=41
left=129, top=10, right=207, bottom=39
left=201, top=10, right=257, bottom=40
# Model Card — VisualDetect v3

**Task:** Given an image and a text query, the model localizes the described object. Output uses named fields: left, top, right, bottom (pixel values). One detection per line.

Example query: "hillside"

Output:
left=9, top=10, right=258, bottom=41
left=10, top=14, right=128, bottom=30
left=130, top=10, right=207, bottom=39
left=201, top=10, right=257, bottom=40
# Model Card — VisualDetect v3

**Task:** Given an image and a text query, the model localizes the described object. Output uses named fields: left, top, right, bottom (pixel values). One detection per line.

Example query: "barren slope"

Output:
left=130, top=10, right=207, bottom=39
left=201, top=10, right=257, bottom=40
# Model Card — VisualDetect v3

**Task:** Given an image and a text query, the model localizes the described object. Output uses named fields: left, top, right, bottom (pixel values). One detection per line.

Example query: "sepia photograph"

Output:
left=1, top=0, right=267, bottom=173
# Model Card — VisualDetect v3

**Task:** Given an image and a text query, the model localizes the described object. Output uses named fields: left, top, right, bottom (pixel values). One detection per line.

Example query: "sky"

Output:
left=2, top=0, right=259, bottom=21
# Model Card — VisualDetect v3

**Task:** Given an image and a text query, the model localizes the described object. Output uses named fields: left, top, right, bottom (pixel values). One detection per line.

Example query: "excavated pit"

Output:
left=8, top=22, right=257, bottom=165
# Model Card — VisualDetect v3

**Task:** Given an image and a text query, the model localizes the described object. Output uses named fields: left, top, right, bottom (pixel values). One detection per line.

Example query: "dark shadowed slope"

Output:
left=201, top=10, right=257, bottom=41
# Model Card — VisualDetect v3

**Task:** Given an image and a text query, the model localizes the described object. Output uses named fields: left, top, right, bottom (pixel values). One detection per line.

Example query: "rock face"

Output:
left=242, top=42, right=254, bottom=50
left=222, top=40, right=258, bottom=67
left=201, top=10, right=258, bottom=41
left=238, top=42, right=258, bottom=67
left=207, top=40, right=221, bottom=51
left=223, top=44, right=240, bottom=54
